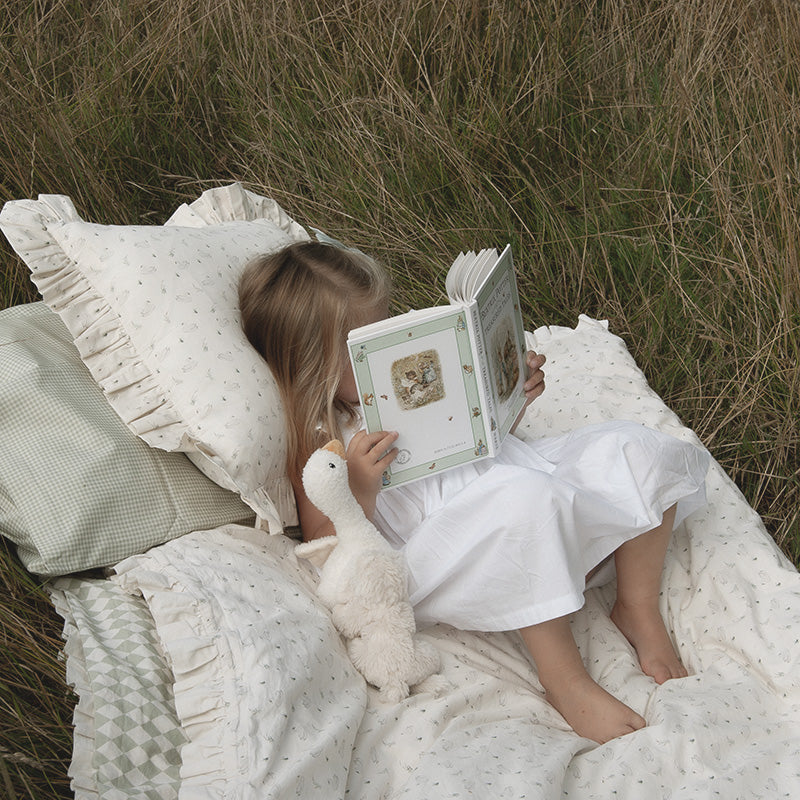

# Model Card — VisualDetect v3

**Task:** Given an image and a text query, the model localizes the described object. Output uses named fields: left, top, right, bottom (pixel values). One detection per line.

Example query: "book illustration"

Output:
left=396, top=449, right=411, bottom=464
left=363, top=392, right=374, bottom=406
left=475, top=440, right=488, bottom=457
left=391, top=349, right=445, bottom=410
left=491, top=315, right=521, bottom=402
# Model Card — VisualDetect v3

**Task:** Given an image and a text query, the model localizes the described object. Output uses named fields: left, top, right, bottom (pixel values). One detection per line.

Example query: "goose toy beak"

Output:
left=322, top=440, right=346, bottom=459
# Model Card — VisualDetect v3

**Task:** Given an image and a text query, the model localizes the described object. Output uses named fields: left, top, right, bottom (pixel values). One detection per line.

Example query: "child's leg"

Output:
left=519, top=616, right=646, bottom=743
left=610, top=504, right=688, bottom=684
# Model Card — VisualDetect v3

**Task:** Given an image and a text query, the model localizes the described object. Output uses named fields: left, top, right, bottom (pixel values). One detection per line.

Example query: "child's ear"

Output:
left=295, top=535, right=339, bottom=568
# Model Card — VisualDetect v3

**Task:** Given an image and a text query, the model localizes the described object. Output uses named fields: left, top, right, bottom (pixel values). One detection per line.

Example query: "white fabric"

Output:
left=110, top=487, right=800, bottom=799
left=79, top=316, right=800, bottom=797
left=0, top=184, right=310, bottom=531
left=113, top=526, right=366, bottom=799
left=373, top=421, right=709, bottom=631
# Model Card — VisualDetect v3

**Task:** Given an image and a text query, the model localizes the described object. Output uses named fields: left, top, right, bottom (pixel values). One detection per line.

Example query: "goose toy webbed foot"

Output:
left=295, top=440, right=443, bottom=702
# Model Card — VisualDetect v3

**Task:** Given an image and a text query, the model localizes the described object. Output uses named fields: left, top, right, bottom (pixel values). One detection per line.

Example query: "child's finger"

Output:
left=346, top=430, right=374, bottom=459
left=526, top=380, right=545, bottom=401
left=366, top=430, right=398, bottom=451
left=377, top=446, right=399, bottom=468
left=372, top=431, right=399, bottom=462
left=524, top=366, right=545, bottom=390
left=527, top=350, right=546, bottom=369
left=349, top=429, right=398, bottom=458
left=350, top=429, right=384, bottom=450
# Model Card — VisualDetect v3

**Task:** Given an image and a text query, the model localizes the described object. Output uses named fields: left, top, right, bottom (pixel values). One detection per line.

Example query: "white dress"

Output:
left=347, top=420, right=710, bottom=632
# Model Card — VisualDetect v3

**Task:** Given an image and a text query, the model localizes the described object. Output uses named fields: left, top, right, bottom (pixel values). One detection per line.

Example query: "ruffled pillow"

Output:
left=0, top=184, right=310, bottom=531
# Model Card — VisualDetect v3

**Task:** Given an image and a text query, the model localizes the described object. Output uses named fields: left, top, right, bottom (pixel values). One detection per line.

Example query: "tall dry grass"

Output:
left=0, top=1, right=798, bottom=795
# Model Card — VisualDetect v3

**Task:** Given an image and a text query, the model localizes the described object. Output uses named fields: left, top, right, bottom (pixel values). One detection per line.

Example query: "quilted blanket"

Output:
left=50, top=318, right=800, bottom=799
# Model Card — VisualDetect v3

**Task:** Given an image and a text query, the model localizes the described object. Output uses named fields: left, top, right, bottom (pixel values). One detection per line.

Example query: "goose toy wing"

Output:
left=295, top=535, right=338, bottom=568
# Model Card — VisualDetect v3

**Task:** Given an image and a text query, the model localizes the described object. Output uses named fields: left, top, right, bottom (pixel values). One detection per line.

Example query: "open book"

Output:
left=347, top=244, right=527, bottom=488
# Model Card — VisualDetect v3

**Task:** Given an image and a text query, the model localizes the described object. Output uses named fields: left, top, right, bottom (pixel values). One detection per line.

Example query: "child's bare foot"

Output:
left=611, top=601, right=688, bottom=684
left=544, top=669, right=646, bottom=744
left=520, top=614, right=646, bottom=743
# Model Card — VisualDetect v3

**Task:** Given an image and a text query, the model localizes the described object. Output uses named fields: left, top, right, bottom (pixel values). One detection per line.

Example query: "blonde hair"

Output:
left=238, top=241, right=390, bottom=482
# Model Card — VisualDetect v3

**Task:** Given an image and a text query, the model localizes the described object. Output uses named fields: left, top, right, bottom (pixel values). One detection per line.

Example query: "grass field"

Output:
left=1, top=1, right=798, bottom=796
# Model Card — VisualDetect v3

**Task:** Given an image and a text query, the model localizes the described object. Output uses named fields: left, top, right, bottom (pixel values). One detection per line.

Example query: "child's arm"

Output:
left=294, top=430, right=399, bottom=542
left=510, top=351, right=546, bottom=434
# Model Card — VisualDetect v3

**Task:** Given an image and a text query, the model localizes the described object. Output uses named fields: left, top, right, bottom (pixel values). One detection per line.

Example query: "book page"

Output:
left=348, top=308, right=491, bottom=487
left=445, top=248, right=498, bottom=303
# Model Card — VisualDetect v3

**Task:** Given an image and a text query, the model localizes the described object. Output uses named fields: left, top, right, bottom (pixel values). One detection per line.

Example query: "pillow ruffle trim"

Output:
left=166, top=183, right=310, bottom=241
left=0, top=184, right=303, bottom=532
left=112, top=563, right=236, bottom=793
left=48, top=586, right=98, bottom=800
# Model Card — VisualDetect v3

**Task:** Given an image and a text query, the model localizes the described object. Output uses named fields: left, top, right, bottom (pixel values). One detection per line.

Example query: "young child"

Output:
left=239, top=241, right=710, bottom=744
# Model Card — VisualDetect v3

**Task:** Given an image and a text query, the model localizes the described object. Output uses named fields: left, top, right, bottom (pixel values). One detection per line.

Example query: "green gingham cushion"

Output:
left=49, top=576, right=184, bottom=799
left=0, top=302, right=255, bottom=575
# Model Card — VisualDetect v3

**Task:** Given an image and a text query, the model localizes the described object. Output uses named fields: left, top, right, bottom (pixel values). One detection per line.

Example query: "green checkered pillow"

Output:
left=0, top=302, right=255, bottom=575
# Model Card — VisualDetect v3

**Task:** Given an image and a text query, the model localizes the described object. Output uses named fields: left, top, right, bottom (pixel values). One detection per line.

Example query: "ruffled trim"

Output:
left=47, top=582, right=99, bottom=800
left=166, top=184, right=310, bottom=242
left=0, top=183, right=305, bottom=533
left=185, top=452, right=298, bottom=533
left=113, top=558, right=237, bottom=793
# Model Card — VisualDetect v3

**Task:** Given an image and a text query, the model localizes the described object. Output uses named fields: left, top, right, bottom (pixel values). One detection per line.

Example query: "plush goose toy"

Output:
left=295, top=440, right=441, bottom=702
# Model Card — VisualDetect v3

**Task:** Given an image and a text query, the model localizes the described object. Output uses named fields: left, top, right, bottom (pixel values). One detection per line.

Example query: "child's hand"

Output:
left=511, top=350, right=546, bottom=433
left=523, top=350, right=546, bottom=403
left=346, top=430, right=399, bottom=519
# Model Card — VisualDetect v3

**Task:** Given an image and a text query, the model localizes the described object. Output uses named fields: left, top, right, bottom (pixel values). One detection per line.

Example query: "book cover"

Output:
left=469, top=244, right=527, bottom=441
left=347, top=245, right=526, bottom=488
